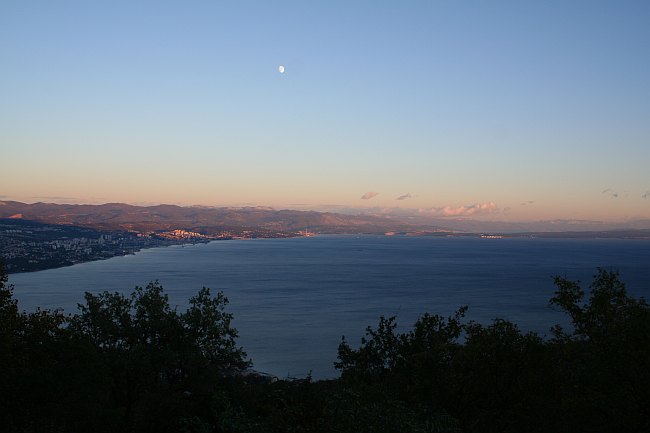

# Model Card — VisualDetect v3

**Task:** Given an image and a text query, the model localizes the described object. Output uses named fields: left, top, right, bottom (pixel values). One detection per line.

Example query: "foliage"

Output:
left=1, top=263, right=648, bottom=432
left=548, top=268, right=650, bottom=432
left=0, top=261, right=19, bottom=359
left=335, top=268, right=650, bottom=432
left=0, top=268, right=249, bottom=433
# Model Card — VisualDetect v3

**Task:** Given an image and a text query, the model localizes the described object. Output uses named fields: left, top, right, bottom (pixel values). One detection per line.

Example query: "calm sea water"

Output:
left=9, top=235, right=650, bottom=378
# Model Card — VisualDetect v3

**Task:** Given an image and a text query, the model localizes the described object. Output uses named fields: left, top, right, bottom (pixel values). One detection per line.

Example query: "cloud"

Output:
left=602, top=189, right=619, bottom=199
left=311, top=203, right=501, bottom=220
left=396, top=193, right=412, bottom=201
left=520, top=200, right=535, bottom=206
left=441, top=202, right=498, bottom=217
left=643, top=191, right=650, bottom=199
left=417, top=202, right=499, bottom=217
left=361, top=191, right=379, bottom=200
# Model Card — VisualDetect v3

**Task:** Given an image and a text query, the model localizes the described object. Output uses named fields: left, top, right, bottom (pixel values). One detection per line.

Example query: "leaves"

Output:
left=183, top=287, right=249, bottom=370
left=1, top=261, right=648, bottom=432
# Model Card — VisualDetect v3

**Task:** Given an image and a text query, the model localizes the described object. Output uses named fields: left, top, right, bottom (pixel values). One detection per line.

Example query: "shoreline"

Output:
left=5, top=234, right=306, bottom=275
left=6, top=238, right=214, bottom=275
left=5, top=229, right=650, bottom=275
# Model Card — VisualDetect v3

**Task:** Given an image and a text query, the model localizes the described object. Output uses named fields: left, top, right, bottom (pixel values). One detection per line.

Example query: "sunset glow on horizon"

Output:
left=2, top=1, right=649, bottom=223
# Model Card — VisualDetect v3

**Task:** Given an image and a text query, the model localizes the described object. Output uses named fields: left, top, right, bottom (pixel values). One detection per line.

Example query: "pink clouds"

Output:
left=418, top=202, right=499, bottom=217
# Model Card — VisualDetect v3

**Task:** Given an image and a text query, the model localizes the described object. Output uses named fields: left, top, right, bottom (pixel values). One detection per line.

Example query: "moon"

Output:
left=278, top=65, right=285, bottom=74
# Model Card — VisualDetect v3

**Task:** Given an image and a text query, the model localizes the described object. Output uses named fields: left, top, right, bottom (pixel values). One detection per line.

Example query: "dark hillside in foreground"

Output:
left=1, top=263, right=648, bottom=433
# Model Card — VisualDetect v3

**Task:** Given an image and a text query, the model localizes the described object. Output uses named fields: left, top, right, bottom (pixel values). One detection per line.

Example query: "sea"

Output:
left=9, top=235, right=650, bottom=379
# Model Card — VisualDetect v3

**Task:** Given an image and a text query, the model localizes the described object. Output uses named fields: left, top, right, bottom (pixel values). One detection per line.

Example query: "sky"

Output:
left=1, top=1, right=649, bottom=222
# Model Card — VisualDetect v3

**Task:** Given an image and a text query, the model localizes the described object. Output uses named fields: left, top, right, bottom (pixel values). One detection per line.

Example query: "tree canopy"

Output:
left=0, top=265, right=648, bottom=432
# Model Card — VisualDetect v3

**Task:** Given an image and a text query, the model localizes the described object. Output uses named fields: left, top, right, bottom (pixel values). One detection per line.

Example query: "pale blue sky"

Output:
left=1, top=1, right=649, bottom=220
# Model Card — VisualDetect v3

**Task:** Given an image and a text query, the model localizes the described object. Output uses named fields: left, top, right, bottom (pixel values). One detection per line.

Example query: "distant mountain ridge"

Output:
left=2, top=201, right=649, bottom=237
left=0, top=201, right=425, bottom=234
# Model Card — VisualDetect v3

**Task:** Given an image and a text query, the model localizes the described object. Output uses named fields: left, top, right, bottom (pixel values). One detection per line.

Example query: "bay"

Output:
left=9, top=235, right=650, bottom=379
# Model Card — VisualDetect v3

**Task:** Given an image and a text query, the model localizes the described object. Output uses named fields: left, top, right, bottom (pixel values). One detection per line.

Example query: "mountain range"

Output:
left=2, top=200, right=650, bottom=237
left=0, top=201, right=429, bottom=235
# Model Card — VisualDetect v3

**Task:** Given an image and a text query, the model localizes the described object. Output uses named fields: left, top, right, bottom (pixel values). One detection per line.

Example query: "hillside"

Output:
left=0, top=201, right=429, bottom=235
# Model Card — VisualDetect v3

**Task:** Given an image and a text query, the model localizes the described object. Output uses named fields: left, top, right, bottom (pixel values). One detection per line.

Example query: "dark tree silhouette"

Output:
left=1, top=262, right=648, bottom=433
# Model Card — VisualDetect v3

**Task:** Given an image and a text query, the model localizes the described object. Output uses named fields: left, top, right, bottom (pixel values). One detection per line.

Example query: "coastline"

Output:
left=5, top=226, right=650, bottom=275
left=1, top=216, right=312, bottom=274
left=5, top=238, right=213, bottom=275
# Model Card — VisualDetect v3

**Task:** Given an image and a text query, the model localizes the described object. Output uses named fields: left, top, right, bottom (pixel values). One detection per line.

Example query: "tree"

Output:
left=0, top=261, right=19, bottom=359
left=335, top=309, right=468, bottom=431
left=1, top=261, right=116, bottom=433
left=68, top=281, right=250, bottom=432
left=449, top=319, right=552, bottom=432
left=182, top=287, right=248, bottom=371
left=551, top=268, right=649, bottom=341
left=334, top=270, right=650, bottom=432
left=336, top=307, right=467, bottom=381
left=550, top=269, right=650, bottom=432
